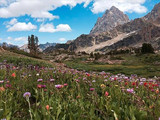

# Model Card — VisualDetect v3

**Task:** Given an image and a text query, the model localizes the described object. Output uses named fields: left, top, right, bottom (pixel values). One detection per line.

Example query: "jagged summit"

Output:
left=90, top=6, right=130, bottom=34
left=110, top=6, right=121, bottom=11
left=144, top=2, right=160, bottom=22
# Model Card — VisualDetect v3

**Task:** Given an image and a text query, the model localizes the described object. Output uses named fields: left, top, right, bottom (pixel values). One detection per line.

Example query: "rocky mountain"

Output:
left=90, top=6, right=129, bottom=34
left=44, top=43, right=70, bottom=53
left=39, top=42, right=56, bottom=51
left=97, top=2, right=160, bottom=52
left=20, top=42, right=57, bottom=52
left=19, top=44, right=30, bottom=53
left=47, top=3, right=160, bottom=53
left=143, top=3, right=160, bottom=22
left=0, top=42, right=18, bottom=48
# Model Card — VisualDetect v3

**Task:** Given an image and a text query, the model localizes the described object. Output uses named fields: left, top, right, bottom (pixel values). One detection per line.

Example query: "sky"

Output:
left=0, top=0, right=159, bottom=47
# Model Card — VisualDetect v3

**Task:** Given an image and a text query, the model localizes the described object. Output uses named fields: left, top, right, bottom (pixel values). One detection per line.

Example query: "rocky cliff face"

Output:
left=90, top=6, right=129, bottom=34
left=144, top=3, right=160, bottom=22
left=98, top=24, right=160, bottom=52
left=49, top=3, right=160, bottom=53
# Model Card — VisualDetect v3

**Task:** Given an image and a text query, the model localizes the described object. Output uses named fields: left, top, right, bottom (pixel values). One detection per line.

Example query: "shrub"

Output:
left=141, top=43, right=154, bottom=54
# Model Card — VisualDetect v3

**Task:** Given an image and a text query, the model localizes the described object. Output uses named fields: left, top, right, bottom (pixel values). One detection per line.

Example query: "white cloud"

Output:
left=14, top=37, right=28, bottom=46
left=14, top=37, right=27, bottom=42
left=36, top=18, right=45, bottom=22
left=6, top=36, right=27, bottom=42
left=0, top=0, right=147, bottom=20
left=0, top=38, right=2, bottom=41
left=8, top=18, right=17, bottom=25
left=7, top=22, right=37, bottom=32
left=7, top=36, right=12, bottom=40
left=0, top=0, right=56, bottom=19
left=83, top=0, right=92, bottom=7
left=56, top=24, right=72, bottom=32
left=39, top=23, right=55, bottom=32
left=4, top=36, right=27, bottom=46
left=0, top=0, right=90, bottom=19
left=0, top=0, right=15, bottom=6
left=4, top=18, right=18, bottom=28
left=0, top=0, right=7, bottom=6
left=39, top=23, right=71, bottom=33
left=91, top=0, right=147, bottom=14
left=59, top=38, right=66, bottom=42
left=5, top=19, right=37, bottom=31
left=6, top=41, right=13, bottom=45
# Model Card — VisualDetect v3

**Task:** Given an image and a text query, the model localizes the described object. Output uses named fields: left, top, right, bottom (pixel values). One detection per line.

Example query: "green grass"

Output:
left=65, top=54, right=160, bottom=78
left=0, top=51, right=53, bottom=67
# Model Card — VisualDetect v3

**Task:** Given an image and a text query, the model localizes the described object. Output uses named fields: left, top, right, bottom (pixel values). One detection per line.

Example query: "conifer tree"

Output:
left=28, top=35, right=39, bottom=55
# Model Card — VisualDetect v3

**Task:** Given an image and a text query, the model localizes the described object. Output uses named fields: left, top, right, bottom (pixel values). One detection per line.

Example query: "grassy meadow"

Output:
left=0, top=51, right=160, bottom=119
left=65, top=54, right=160, bottom=78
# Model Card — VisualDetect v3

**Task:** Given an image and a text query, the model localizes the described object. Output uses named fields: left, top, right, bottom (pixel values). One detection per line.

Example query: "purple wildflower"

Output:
left=55, top=84, right=63, bottom=89
left=6, top=84, right=11, bottom=88
left=127, top=88, right=135, bottom=94
left=37, top=79, right=43, bottom=82
left=92, top=80, right=96, bottom=83
left=104, top=79, right=108, bottom=82
left=41, top=85, right=46, bottom=88
left=0, top=80, right=4, bottom=83
left=50, top=79, right=55, bottom=82
left=23, top=92, right=31, bottom=98
left=139, top=82, right=144, bottom=85
left=90, top=88, right=95, bottom=91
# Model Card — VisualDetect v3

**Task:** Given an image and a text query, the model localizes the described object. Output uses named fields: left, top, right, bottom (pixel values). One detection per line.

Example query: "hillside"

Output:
left=0, top=50, right=54, bottom=67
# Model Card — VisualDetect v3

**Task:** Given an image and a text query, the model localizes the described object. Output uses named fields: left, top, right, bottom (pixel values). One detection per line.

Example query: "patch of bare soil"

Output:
left=0, top=47, right=5, bottom=53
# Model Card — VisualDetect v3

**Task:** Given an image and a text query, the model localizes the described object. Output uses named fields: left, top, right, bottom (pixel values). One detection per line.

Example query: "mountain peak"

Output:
left=144, top=2, right=160, bottom=21
left=90, top=6, right=129, bottom=34
left=110, top=6, right=119, bottom=11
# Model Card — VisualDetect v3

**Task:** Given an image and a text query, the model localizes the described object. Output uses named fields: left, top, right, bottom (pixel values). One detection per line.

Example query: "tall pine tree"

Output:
left=28, top=35, right=39, bottom=55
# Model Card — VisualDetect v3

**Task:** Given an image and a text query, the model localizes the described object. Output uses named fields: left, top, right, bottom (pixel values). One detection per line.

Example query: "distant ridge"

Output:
left=20, top=42, right=57, bottom=52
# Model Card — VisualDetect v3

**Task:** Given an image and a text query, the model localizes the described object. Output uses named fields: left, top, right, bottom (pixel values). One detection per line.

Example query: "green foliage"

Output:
left=107, top=49, right=131, bottom=55
left=110, top=56, right=124, bottom=60
left=90, top=52, right=94, bottom=58
left=94, top=52, right=102, bottom=60
left=141, top=43, right=154, bottom=54
left=28, top=35, right=39, bottom=56
left=5, top=47, right=42, bottom=59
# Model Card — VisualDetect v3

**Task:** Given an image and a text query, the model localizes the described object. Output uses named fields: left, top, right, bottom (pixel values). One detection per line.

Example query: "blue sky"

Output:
left=0, top=0, right=159, bottom=46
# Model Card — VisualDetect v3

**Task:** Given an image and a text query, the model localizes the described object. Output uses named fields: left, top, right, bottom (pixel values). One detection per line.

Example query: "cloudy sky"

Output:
left=0, top=0, right=159, bottom=46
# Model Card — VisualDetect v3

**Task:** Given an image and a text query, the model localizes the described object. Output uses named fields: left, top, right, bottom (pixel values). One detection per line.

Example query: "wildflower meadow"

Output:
left=0, top=60, right=160, bottom=120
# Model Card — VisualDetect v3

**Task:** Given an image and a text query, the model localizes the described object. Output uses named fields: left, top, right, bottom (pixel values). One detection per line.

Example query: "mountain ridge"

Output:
left=45, top=3, right=160, bottom=53
left=20, top=42, right=57, bottom=52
